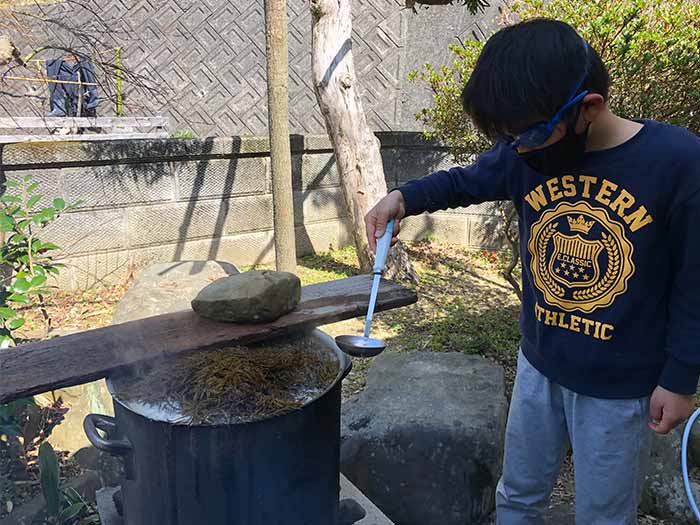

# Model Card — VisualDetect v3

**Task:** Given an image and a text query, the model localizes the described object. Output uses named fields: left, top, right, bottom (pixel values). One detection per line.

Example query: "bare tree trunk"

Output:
left=265, top=0, right=297, bottom=273
left=310, top=0, right=417, bottom=283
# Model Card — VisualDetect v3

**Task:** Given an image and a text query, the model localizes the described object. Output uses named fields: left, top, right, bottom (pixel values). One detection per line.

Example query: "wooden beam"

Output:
left=0, top=117, right=167, bottom=129
left=0, top=276, right=417, bottom=404
left=0, top=132, right=170, bottom=144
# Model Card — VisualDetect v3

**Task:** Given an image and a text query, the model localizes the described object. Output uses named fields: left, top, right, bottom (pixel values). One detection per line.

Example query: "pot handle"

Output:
left=83, top=414, right=132, bottom=456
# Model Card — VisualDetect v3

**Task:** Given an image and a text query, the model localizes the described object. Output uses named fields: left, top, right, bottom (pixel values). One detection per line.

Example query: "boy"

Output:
left=365, top=18, right=700, bottom=524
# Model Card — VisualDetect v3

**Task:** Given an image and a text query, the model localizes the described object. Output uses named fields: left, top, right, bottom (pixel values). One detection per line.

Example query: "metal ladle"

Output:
left=335, top=219, right=395, bottom=358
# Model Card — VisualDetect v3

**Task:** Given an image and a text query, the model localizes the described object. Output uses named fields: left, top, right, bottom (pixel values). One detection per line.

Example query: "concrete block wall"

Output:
left=0, top=133, right=503, bottom=289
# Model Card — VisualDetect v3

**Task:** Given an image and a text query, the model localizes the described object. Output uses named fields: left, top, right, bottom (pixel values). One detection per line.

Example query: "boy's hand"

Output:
left=365, top=190, right=406, bottom=253
left=648, top=385, right=695, bottom=434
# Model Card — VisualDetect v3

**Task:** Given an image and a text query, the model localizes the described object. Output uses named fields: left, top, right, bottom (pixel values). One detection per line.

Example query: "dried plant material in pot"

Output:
left=113, top=335, right=339, bottom=425
left=191, top=270, right=301, bottom=323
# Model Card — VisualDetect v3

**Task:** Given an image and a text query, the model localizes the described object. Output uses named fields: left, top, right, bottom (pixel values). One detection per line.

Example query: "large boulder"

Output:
left=640, top=427, right=699, bottom=524
left=191, top=270, right=301, bottom=323
left=341, top=351, right=507, bottom=525
left=113, top=260, right=239, bottom=324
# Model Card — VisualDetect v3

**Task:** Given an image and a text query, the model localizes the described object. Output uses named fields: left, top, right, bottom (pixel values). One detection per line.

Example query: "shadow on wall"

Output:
left=86, top=137, right=276, bottom=274
left=1, top=133, right=508, bottom=288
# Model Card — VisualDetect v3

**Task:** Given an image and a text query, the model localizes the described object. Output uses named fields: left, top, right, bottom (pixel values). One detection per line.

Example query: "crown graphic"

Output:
left=567, top=215, right=594, bottom=234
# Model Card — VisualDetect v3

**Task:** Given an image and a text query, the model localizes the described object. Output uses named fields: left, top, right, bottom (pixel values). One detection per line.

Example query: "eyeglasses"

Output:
left=508, top=86, right=588, bottom=150
left=508, top=40, right=591, bottom=150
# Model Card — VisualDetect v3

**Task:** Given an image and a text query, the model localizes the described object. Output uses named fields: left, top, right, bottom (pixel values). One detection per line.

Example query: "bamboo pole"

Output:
left=2, top=75, right=98, bottom=87
left=115, top=47, right=123, bottom=116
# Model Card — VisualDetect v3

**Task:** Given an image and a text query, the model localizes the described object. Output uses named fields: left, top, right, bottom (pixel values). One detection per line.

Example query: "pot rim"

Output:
left=105, top=328, right=352, bottom=427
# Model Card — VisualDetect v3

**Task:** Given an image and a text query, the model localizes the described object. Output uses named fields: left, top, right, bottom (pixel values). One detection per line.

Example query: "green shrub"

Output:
left=410, top=0, right=700, bottom=161
left=409, top=0, right=700, bottom=299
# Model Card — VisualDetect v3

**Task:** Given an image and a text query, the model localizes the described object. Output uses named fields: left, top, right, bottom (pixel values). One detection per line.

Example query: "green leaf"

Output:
left=52, top=198, right=66, bottom=211
left=26, top=183, right=39, bottom=194
left=30, top=275, right=47, bottom=288
left=0, top=423, right=21, bottom=437
left=58, top=502, right=85, bottom=522
left=37, top=242, right=61, bottom=253
left=8, top=318, right=24, bottom=330
left=0, top=215, right=13, bottom=231
left=12, top=397, right=35, bottom=409
left=7, top=293, right=29, bottom=304
left=0, top=195, right=21, bottom=204
left=0, top=307, right=16, bottom=320
left=39, top=443, right=61, bottom=518
left=4, top=180, right=19, bottom=189
left=27, top=195, right=42, bottom=209
left=23, top=174, right=33, bottom=183
left=12, top=278, right=30, bottom=293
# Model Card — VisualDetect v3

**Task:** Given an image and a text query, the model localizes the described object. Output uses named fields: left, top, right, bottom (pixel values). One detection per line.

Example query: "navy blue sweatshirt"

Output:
left=398, top=120, right=700, bottom=398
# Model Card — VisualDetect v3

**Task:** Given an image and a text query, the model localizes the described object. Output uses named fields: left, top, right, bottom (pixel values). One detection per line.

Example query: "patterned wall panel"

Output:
left=0, top=0, right=500, bottom=136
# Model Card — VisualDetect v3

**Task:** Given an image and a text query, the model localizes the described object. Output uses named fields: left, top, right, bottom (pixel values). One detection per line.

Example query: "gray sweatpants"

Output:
left=496, top=350, right=652, bottom=525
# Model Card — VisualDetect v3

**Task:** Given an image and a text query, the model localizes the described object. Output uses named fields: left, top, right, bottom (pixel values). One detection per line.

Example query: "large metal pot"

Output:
left=84, top=329, right=352, bottom=525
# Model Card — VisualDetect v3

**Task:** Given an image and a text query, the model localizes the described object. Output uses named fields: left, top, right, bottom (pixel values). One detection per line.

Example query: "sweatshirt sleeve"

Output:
left=397, top=142, right=512, bottom=217
left=658, top=188, right=700, bottom=395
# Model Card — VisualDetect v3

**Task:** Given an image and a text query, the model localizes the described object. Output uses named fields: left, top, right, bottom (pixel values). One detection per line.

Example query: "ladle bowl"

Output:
left=334, top=335, right=386, bottom=358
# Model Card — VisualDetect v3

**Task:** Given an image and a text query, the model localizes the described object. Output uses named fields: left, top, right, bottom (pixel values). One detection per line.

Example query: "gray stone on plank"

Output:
left=341, top=351, right=507, bottom=525
left=191, top=270, right=301, bottom=323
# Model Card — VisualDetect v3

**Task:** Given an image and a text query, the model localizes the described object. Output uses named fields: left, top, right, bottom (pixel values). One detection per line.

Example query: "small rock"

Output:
left=341, top=351, right=507, bottom=525
left=191, top=270, right=301, bottom=323
left=640, top=428, right=699, bottom=524
left=339, top=499, right=367, bottom=525
left=96, top=487, right=123, bottom=525
left=72, top=446, right=123, bottom=488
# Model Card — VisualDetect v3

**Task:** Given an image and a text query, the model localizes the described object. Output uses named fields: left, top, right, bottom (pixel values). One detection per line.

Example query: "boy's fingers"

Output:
left=365, top=213, right=378, bottom=253
left=649, top=396, right=663, bottom=422
left=374, top=215, right=388, bottom=240
left=389, top=220, right=402, bottom=246
left=648, top=396, right=663, bottom=431
left=652, top=413, right=676, bottom=434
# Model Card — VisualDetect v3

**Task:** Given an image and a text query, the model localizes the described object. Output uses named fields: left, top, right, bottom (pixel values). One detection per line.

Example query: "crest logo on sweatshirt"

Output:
left=528, top=201, right=635, bottom=313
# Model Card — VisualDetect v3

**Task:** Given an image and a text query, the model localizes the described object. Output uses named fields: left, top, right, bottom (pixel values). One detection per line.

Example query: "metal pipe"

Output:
left=2, top=75, right=98, bottom=86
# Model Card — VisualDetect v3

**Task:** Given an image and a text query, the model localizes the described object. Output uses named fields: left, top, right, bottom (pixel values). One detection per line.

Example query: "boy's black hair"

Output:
left=461, top=18, right=610, bottom=141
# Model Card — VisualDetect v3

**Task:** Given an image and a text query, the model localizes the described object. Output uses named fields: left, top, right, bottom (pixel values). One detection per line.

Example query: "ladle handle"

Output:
left=373, top=219, right=394, bottom=274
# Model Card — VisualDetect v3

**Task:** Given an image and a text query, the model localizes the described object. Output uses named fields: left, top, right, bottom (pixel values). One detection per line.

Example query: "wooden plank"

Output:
left=0, top=276, right=417, bottom=404
left=0, top=132, right=170, bottom=144
left=0, top=117, right=167, bottom=129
